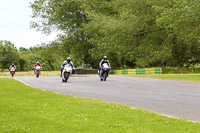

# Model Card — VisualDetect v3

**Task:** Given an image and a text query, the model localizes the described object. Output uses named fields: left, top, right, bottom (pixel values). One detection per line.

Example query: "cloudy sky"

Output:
left=0, top=0, right=57, bottom=48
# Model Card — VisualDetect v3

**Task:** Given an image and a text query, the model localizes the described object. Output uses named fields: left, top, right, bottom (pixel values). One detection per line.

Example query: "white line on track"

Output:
left=13, top=77, right=34, bottom=88
left=159, top=113, right=198, bottom=123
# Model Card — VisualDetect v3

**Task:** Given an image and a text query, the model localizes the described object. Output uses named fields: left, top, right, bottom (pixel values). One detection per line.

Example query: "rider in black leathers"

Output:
left=98, top=56, right=111, bottom=79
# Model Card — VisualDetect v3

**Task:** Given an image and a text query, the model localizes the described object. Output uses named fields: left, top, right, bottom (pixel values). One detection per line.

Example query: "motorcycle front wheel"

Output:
left=103, top=72, right=107, bottom=81
left=63, top=72, right=69, bottom=82
left=11, top=72, right=14, bottom=77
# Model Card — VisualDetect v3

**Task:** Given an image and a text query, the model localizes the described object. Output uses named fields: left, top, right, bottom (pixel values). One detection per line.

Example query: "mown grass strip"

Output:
left=127, top=74, right=200, bottom=83
left=0, top=78, right=200, bottom=132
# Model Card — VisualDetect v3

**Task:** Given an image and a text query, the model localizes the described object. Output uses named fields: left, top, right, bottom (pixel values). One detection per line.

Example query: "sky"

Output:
left=0, top=0, right=58, bottom=48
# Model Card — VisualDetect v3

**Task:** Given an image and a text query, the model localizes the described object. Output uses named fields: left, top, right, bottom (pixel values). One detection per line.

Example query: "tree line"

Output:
left=0, top=41, right=62, bottom=71
left=1, top=0, right=200, bottom=71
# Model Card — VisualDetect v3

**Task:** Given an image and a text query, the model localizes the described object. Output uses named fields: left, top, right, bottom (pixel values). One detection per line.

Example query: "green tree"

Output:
left=150, top=0, right=200, bottom=66
left=30, top=0, right=94, bottom=67
left=18, top=54, right=31, bottom=71
left=30, top=0, right=200, bottom=68
left=0, top=40, right=20, bottom=71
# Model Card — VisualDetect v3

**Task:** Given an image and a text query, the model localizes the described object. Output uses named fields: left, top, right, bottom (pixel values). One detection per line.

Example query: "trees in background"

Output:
left=150, top=0, right=200, bottom=67
left=0, top=41, right=20, bottom=70
left=0, top=41, right=32, bottom=71
left=29, top=0, right=200, bottom=69
left=1, top=0, right=200, bottom=71
left=30, top=0, right=96, bottom=67
left=0, top=41, right=63, bottom=71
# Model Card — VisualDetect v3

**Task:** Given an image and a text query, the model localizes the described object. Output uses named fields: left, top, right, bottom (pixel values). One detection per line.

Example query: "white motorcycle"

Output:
left=62, top=64, right=72, bottom=82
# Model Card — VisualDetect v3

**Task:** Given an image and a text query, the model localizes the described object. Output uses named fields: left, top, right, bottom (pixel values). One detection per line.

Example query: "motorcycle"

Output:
left=35, top=66, right=41, bottom=78
left=62, top=64, right=72, bottom=82
left=10, top=67, right=16, bottom=77
left=100, top=63, right=110, bottom=81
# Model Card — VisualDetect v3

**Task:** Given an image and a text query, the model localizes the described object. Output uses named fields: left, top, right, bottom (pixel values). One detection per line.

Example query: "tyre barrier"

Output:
left=114, top=67, right=162, bottom=74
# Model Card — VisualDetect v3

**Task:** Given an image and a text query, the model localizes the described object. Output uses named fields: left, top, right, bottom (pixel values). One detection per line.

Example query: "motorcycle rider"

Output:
left=60, top=57, right=74, bottom=77
left=9, top=63, right=16, bottom=71
left=34, top=61, right=42, bottom=74
left=98, top=56, right=111, bottom=79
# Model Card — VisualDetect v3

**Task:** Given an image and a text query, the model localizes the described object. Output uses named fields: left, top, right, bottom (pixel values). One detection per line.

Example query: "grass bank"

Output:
left=127, top=74, right=200, bottom=83
left=0, top=78, right=200, bottom=132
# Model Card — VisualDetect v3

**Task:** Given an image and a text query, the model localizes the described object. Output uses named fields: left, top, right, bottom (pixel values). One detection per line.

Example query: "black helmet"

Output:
left=103, top=56, right=107, bottom=60
left=67, top=57, right=71, bottom=61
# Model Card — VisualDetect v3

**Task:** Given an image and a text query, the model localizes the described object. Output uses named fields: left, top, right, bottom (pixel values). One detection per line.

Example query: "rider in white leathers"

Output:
left=60, top=57, right=74, bottom=77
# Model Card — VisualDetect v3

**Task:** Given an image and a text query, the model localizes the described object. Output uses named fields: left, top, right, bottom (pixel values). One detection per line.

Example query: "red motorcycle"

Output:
left=10, top=67, right=16, bottom=77
left=35, top=66, right=41, bottom=78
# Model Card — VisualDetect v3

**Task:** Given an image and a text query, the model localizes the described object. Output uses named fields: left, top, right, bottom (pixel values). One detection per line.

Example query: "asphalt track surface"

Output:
left=14, top=75, right=200, bottom=122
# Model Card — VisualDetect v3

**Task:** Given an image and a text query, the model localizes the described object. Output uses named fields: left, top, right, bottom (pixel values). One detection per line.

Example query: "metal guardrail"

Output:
left=74, top=69, right=98, bottom=74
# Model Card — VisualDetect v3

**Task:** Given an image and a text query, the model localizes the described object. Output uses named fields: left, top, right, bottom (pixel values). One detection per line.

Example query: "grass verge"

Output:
left=0, top=71, right=96, bottom=77
left=0, top=78, right=200, bottom=132
left=0, top=71, right=60, bottom=76
left=126, top=74, right=200, bottom=83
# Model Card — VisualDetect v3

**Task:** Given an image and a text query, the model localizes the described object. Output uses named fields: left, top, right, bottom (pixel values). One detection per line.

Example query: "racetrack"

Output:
left=14, top=75, right=200, bottom=122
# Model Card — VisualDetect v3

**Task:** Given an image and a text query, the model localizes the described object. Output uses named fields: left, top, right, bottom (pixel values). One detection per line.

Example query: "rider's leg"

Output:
left=60, top=68, right=63, bottom=77
left=98, top=68, right=101, bottom=75
left=100, top=70, right=103, bottom=79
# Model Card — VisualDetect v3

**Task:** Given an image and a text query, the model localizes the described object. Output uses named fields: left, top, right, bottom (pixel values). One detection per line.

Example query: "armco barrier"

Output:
left=74, top=69, right=98, bottom=74
left=114, top=67, right=162, bottom=74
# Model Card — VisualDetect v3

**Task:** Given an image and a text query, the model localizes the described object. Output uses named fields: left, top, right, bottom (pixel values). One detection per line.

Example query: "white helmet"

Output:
left=67, top=57, right=71, bottom=61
